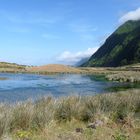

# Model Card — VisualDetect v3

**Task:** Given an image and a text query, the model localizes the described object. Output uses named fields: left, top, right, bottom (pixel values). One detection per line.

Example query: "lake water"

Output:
left=0, top=73, right=129, bottom=102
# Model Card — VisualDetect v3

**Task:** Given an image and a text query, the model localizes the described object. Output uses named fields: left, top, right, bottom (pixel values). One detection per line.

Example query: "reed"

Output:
left=0, top=89, right=140, bottom=140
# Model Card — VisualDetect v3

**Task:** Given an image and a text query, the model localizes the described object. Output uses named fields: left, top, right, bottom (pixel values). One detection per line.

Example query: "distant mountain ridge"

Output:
left=82, top=20, right=140, bottom=67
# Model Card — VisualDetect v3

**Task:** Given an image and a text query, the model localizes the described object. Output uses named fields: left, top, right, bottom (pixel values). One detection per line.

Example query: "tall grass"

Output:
left=0, top=90, right=139, bottom=139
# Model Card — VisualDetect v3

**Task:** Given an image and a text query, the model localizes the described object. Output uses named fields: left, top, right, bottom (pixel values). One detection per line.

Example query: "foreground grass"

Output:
left=0, top=90, right=140, bottom=140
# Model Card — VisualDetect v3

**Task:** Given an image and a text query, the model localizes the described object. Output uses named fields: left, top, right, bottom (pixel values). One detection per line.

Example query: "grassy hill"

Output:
left=0, top=62, right=26, bottom=73
left=82, top=20, right=140, bottom=67
left=26, top=64, right=84, bottom=74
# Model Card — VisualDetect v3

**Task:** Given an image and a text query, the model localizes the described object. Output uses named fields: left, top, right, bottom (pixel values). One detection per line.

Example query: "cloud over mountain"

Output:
left=56, top=47, right=98, bottom=65
left=119, top=7, right=140, bottom=23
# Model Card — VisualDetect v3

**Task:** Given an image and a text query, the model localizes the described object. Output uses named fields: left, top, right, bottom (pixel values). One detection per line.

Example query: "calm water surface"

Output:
left=0, top=73, right=126, bottom=102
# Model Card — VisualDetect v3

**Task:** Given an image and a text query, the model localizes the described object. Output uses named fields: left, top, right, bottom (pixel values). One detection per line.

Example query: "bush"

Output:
left=32, top=97, right=54, bottom=130
left=9, top=102, right=33, bottom=131
left=54, top=99, right=72, bottom=122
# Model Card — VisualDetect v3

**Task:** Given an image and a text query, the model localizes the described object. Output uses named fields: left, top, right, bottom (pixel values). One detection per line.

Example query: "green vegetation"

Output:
left=82, top=20, right=140, bottom=67
left=0, top=77, right=8, bottom=80
left=106, top=83, right=140, bottom=92
left=0, top=90, right=139, bottom=140
left=116, top=20, right=140, bottom=34
left=0, top=62, right=26, bottom=73
left=88, top=74, right=108, bottom=81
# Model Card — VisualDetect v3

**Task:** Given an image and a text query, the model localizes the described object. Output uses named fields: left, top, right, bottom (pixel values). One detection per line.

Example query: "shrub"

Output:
left=54, top=99, right=72, bottom=122
left=79, top=98, right=99, bottom=122
left=31, top=97, right=54, bottom=130
left=113, top=133, right=127, bottom=140
left=9, top=102, right=33, bottom=131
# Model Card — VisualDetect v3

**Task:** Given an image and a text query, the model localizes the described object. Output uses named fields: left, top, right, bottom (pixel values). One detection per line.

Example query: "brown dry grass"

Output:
left=0, top=89, right=139, bottom=140
left=26, top=64, right=85, bottom=74
left=106, top=71, right=140, bottom=82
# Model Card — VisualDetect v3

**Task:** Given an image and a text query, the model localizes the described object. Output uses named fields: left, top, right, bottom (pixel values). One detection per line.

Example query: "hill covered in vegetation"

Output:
left=0, top=62, right=26, bottom=73
left=82, top=20, right=140, bottom=67
left=26, top=64, right=84, bottom=74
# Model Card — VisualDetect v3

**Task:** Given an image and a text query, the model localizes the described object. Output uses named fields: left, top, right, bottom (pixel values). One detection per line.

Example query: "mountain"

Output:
left=82, top=20, right=140, bottom=67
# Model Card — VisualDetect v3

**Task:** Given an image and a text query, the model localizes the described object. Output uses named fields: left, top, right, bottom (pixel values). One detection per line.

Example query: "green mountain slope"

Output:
left=82, top=20, right=140, bottom=67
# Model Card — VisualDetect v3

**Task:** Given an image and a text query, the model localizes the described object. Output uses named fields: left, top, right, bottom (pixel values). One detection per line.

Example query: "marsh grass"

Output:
left=106, top=71, right=140, bottom=83
left=0, top=90, right=139, bottom=139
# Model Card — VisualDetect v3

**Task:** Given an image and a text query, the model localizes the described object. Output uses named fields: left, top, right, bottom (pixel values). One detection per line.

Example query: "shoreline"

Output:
left=0, top=67, right=140, bottom=83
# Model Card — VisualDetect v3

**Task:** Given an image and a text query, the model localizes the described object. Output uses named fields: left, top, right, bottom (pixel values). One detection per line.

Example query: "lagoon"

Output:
left=0, top=73, right=133, bottom=102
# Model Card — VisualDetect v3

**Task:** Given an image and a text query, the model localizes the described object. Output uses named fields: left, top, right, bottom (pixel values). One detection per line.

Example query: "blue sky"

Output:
left=0, top=0, right=140, bottom=65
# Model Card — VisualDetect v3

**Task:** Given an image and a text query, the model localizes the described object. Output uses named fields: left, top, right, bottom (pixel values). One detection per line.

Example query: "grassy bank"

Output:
left=0, top=62, right=140, bottom=84
left=106, top=71, right=140, bottom=83
left=0, top=90, right=140, bottom=140
left=0, top=62, right=27, bottom=73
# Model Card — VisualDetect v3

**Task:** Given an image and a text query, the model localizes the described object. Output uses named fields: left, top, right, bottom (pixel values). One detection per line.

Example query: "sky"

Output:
left=0, top=0, right=140, bottom=66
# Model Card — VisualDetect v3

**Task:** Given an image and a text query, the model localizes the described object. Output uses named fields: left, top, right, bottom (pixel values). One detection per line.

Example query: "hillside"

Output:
left=82, top=20, right=140, bottom=67
left=0, top=62, right=26, bottom=72
left=26, top=64, right=83, bottom=73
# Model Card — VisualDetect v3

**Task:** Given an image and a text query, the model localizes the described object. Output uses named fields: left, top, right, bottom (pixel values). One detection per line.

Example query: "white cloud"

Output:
left=119, top=7, right=140, bottom=23
left=56, top=47, right=99, bottom=65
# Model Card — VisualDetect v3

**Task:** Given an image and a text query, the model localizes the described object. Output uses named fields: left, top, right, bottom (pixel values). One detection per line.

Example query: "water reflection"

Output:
left=0, top=73, right=132, bottom=102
